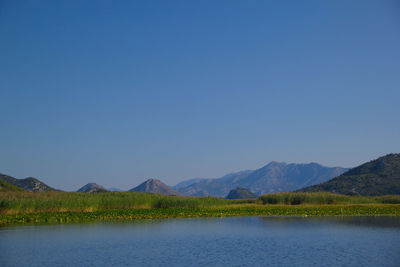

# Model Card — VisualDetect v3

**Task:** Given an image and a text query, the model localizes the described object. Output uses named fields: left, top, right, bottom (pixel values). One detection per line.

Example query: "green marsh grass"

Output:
left=1, top=205, right=400, bottom=225
left=258, top=192, right=400, bottom=205
left=0, top=191, right=248, bottom=214
left=1, top=192, right=400, bottom=225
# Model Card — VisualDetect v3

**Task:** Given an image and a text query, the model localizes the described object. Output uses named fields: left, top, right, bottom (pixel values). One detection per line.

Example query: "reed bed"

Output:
left=1, top=205, right=400, bottom=225
left=0, top=191, right=248, bottom=214
left=258, top=192, right=400, bottom=205
left=1, top=192, right=400, bottom=225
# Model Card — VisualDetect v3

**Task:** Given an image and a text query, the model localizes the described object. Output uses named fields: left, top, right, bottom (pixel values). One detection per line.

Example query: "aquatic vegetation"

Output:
left=0, top=192, right=399, bottom=225
left=0, top=191, right=249, bottom=214
left=1, top=205, right=399, bottom=225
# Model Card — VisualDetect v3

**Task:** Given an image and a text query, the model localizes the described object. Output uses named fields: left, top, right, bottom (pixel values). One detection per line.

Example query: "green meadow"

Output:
left=1, top=192, right=400, bottom=225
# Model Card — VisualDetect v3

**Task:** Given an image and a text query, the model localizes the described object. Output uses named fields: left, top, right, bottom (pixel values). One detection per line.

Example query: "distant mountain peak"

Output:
left=77, top=183, right=108, bottom=193
left=267, top=161, right=286, bottom=166
left=129, top=179, right=181, bottom=196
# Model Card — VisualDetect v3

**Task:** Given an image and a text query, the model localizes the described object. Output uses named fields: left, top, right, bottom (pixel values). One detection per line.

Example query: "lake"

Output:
left=1, top=216, right=399, bottom=266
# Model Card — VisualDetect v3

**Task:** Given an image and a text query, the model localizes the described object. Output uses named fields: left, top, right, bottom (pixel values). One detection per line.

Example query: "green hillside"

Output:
left=299, top=154, right=400, bottom=196
left=0, top=173, right=57, bottom=192
left=0, top=179, right=24, bottom=192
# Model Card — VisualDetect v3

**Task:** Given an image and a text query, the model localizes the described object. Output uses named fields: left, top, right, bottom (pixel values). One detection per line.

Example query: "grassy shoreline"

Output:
left=1, top=192, right=400, bottom=225
left=1, top=204, right=400, bottom=226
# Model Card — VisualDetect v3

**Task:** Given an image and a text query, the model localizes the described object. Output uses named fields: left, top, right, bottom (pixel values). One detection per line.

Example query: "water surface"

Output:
left=1, top=216, right=399, bottom=266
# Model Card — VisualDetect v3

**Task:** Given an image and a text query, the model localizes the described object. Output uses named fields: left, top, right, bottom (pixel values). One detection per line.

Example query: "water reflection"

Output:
left=258, top=216, right=400, bottom=229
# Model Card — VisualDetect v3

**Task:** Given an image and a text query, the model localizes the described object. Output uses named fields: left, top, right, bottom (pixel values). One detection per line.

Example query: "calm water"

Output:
left=1, top=216, right=400, bottom=266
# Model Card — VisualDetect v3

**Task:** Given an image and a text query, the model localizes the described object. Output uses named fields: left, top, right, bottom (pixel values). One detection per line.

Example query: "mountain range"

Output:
left=299, top=153, right=400, bottom=196
left=2, top=154, right=399, bottom=197
left=173, top=162, right=348, bottom=197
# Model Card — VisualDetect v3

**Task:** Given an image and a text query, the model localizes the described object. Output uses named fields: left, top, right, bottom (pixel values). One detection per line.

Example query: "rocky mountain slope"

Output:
left=0, top=173, right=57, bottom=192
left=130, top=179, right=181, bottom=196
left=77, top=183, right=108, bottom=193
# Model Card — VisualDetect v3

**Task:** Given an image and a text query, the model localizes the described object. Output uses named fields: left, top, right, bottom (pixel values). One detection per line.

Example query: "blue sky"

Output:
left=1, top=0, right=399, bottom=190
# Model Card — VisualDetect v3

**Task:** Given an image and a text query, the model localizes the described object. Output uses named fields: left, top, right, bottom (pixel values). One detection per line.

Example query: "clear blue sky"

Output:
left=1, top=0, right=399, bottom=191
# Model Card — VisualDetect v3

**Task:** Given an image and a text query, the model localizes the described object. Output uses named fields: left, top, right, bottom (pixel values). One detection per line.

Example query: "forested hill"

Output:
left=299, top=154, right=400, bottom=196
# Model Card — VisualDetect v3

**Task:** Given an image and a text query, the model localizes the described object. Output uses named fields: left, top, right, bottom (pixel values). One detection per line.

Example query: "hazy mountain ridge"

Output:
left=299, top=153, right=400, bottom=196
left=176, top=170, right=253, bottom=197
left=108, top=187, right=123, bottom=192
left=172, top=178, right=209, bottom=190
left=0, top=173, right=58, bottom=192
left=176, top=162, right=348, bottom=197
